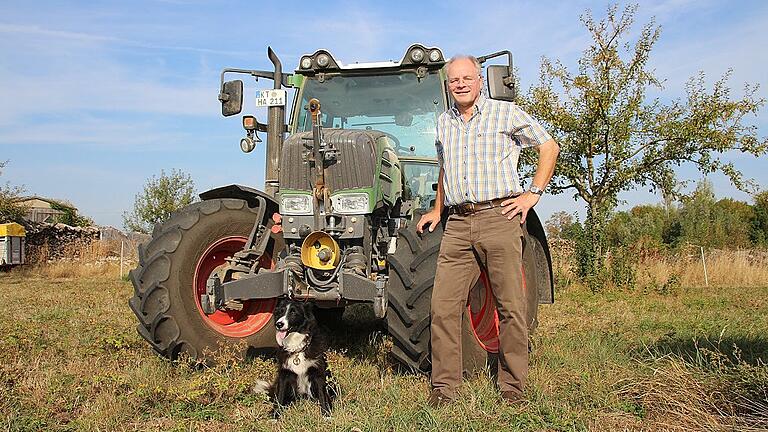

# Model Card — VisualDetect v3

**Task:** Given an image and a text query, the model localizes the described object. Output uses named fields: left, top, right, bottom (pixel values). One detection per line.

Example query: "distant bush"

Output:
left=123, top=169, right=197, bottom=234
left=600, top=180, right=765, bottom=253
left=50, top=200, right=94, bottom=227
left=0, top=160, right=27, bottom=224
left=547, top=179, right=768, bottom=291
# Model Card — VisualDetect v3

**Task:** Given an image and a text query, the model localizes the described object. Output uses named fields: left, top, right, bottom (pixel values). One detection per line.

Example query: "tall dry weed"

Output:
left=617, top=345, right=768, bottom=431
left=637, top=247, right=768, bottom=289
left=17, top=239, right=138, bottom=279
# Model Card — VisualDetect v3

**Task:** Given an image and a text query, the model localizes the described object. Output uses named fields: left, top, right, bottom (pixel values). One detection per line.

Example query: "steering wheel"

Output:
left=379, top=131, right=411, bottom=154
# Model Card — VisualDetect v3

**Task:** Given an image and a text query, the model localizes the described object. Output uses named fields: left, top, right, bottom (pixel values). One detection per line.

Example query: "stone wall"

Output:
left=23, top=222, right=101, bottom=263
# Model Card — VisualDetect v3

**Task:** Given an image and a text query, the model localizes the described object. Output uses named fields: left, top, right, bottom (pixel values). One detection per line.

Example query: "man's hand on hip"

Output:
left=417, top=209, right=442, bottom=233
left=500, top=192, right=540, bottom=224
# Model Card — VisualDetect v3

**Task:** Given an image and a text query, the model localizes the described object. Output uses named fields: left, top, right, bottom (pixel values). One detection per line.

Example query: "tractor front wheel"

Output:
left=128, top=198, right=280, bottom=361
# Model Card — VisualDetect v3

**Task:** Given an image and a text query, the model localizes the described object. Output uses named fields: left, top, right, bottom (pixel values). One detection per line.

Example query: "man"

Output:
left=417, top=55, right=559, bottom=407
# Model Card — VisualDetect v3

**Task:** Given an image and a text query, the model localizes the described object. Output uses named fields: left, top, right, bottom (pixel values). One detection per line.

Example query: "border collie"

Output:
left=254, top=299, right=337, bottom=416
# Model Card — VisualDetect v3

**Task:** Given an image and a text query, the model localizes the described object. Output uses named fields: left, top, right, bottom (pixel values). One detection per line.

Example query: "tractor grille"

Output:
left=280, top=129, right=382, bottom=192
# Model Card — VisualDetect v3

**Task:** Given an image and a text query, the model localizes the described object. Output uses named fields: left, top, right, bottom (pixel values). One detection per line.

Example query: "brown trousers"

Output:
left=430, top=208, right=528, bottom=397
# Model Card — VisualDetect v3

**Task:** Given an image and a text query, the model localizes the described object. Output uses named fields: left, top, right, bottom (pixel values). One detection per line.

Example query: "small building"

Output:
left=15, top=196, right=76, bottom=224
left=0, top=222, right=25, bottom=266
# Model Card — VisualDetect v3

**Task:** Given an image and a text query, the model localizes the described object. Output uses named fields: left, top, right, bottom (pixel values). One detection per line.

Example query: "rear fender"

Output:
left=200, top=185, right=282, bottom=253
left=525, top=209, right=555, bottom=304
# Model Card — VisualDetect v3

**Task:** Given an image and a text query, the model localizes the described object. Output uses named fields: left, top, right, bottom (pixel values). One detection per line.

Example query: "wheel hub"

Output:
left=193, top=236, right=275, bottom=337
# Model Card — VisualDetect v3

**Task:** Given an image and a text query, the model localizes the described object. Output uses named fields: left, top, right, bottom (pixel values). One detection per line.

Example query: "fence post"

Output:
left=700, top=246, right=708, bottom=287
left=120, top=240, right=124, bottom=279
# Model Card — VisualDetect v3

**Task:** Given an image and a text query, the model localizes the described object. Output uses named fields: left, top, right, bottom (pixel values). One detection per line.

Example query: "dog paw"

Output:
left=252, top=380, right=271, bottom=394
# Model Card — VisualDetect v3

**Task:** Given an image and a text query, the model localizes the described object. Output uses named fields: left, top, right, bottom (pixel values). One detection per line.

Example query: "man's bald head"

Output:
left=445, top=55, right=482, bottom=77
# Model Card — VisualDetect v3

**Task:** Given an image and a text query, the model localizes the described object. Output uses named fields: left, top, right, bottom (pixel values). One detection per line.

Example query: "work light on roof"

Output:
left=429, top=49, right=441, bottom=62
left=300, top=57, right=312, bottom=69
left=316, top=54, right=330, bottom=67
left=410, top=48, right=425, bottom=63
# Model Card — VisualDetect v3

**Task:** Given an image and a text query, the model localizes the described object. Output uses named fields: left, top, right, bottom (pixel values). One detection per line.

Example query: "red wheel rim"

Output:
left=193, top=236, right=275, bottom=337
left=467, top=268, right=527, bottom=353
left=467, top=272, right=499, bottom=353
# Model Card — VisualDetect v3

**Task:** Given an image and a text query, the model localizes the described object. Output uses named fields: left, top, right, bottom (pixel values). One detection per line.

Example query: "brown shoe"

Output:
left=500, top=390, right=526, bottom=407
left=427, top=389, right=453, bottom=408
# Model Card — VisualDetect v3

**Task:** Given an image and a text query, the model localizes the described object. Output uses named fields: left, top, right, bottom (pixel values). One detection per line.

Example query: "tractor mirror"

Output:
left=220, top=80, right=244, bottom=117
left=487, top=65, right=515, bottom=102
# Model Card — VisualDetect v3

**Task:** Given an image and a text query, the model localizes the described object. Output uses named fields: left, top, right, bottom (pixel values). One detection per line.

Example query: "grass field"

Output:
left=1, top=262, right=767, bottom=431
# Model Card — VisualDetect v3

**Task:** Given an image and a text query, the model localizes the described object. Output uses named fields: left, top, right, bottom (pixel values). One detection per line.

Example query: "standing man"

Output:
left=417, top=55, right=559, bottom=406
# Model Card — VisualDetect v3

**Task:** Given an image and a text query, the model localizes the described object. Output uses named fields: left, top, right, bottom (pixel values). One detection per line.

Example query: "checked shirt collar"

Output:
left=449, top=94, right=488, bottom=123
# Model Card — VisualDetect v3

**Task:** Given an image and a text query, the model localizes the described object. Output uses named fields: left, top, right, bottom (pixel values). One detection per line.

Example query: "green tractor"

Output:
left=129, top=44, right=554, bottom=373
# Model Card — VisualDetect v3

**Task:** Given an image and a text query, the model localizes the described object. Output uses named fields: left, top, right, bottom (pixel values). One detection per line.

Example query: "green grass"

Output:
left=1, top=269, right=766, bottom=431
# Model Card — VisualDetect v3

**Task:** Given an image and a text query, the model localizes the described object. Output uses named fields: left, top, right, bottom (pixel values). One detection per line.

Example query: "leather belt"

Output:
left=448, top=197, right=512, bottom=216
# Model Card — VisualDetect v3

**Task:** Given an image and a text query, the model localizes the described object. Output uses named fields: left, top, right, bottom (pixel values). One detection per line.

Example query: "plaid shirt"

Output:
left=436, top=94, right=552, bottom=206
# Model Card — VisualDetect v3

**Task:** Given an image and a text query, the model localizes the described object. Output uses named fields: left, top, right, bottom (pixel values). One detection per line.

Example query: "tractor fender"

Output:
left=524, top=208, right=555, bottom=304
left=199, top=184, right=279, bottom=216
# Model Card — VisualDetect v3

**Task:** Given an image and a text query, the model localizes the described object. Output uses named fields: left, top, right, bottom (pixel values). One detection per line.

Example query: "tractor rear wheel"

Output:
left=128, top=198, right=280, bottom=362
left=387, top=212, right=491, bottom=375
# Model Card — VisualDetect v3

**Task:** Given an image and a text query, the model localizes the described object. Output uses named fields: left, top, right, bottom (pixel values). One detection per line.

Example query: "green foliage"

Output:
left=123, top=169, right=197, bottom=234
left=608, top=246, right=637, bottom=290
left=521, top=4, right=767, bottom=278
left=0, top=160, right=28, bottom=224
left=544, top=211, right=581, bottom=240
left=49, top=201, right=94, bottom=227
left=603, top=180, right=760, bottom=253
left=607, top=204, right=670, bottom=251
left=676, top=181, right=755, bottom=248
left=751, top=190, right=768, bottom=246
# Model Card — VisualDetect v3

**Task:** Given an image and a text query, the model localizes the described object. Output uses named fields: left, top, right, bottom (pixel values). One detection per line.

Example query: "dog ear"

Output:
left=302, top=302, right=317, bottom=319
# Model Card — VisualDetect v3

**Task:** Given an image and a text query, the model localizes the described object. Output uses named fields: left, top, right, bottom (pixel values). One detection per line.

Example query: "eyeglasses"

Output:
left=448, top=75, right=481, bottom=87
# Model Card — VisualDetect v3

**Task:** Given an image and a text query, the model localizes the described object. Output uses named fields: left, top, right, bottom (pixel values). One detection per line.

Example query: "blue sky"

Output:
left=1, top=0, right=766, bottom=228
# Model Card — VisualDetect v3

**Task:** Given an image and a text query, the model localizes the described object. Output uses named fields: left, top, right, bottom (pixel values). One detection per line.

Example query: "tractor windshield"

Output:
left=295, top=71, right=446, bottom=158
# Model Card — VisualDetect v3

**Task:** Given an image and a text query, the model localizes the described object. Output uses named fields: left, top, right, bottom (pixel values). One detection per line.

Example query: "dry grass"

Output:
left=1, top=250, right=766, bottom=431
left=637, top=248, right=768, bottom=289
left=549, top=240, right=768, bottom=292
left=19, top=239, right=137, bottom=279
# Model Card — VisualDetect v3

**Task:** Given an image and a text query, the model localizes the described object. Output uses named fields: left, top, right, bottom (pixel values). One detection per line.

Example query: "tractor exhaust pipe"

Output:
left=265, top=47, right=284, bottom=197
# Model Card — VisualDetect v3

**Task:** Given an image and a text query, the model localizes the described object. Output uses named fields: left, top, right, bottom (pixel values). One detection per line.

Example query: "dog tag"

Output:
left=293, top=356, right=301, bottom=366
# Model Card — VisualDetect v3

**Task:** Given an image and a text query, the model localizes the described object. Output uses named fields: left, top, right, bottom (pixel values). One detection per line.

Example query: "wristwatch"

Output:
left=529, top=185, right=545, bottom=196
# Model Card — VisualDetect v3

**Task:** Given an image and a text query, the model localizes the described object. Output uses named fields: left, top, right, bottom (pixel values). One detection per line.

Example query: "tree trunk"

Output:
left=580, top=201, right=609, bottom=290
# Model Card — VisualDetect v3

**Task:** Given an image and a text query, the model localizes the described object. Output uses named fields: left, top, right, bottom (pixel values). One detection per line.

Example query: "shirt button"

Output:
left=477, top=133, right=482, bottom=137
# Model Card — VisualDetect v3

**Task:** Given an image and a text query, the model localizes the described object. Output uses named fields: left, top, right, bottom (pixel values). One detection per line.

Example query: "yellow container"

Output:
left=0, top=223, right=26, bottom=237
left=0, top=222, right=25, bottom=266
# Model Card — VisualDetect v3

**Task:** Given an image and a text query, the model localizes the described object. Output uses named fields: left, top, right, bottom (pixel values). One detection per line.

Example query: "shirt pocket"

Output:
left=475, top=130, right=513, bottom=162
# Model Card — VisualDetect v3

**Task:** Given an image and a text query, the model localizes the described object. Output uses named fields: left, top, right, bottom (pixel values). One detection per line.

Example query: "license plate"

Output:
left=255, top=89, right=286, bottom=107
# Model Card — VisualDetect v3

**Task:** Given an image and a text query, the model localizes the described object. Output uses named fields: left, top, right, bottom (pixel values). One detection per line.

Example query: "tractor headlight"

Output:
left=331, top=193, right=369, bottom=214
left=281, top=195, right=313, bottom=215
left=316, top=53, right=330, bottom=67
left=410, top=48, right=425, bottom=63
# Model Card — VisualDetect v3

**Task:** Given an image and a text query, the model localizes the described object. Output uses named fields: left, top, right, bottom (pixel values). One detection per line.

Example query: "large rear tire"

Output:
left=387, top=212, right=545, bottom=375
left=128, top=198, right=280, bottom=361
left=387, top=213, right=490, bottom=375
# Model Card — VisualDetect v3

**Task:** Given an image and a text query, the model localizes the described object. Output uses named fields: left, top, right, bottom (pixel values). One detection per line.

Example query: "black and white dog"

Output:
left=255, top=299, right=337, bottom=416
